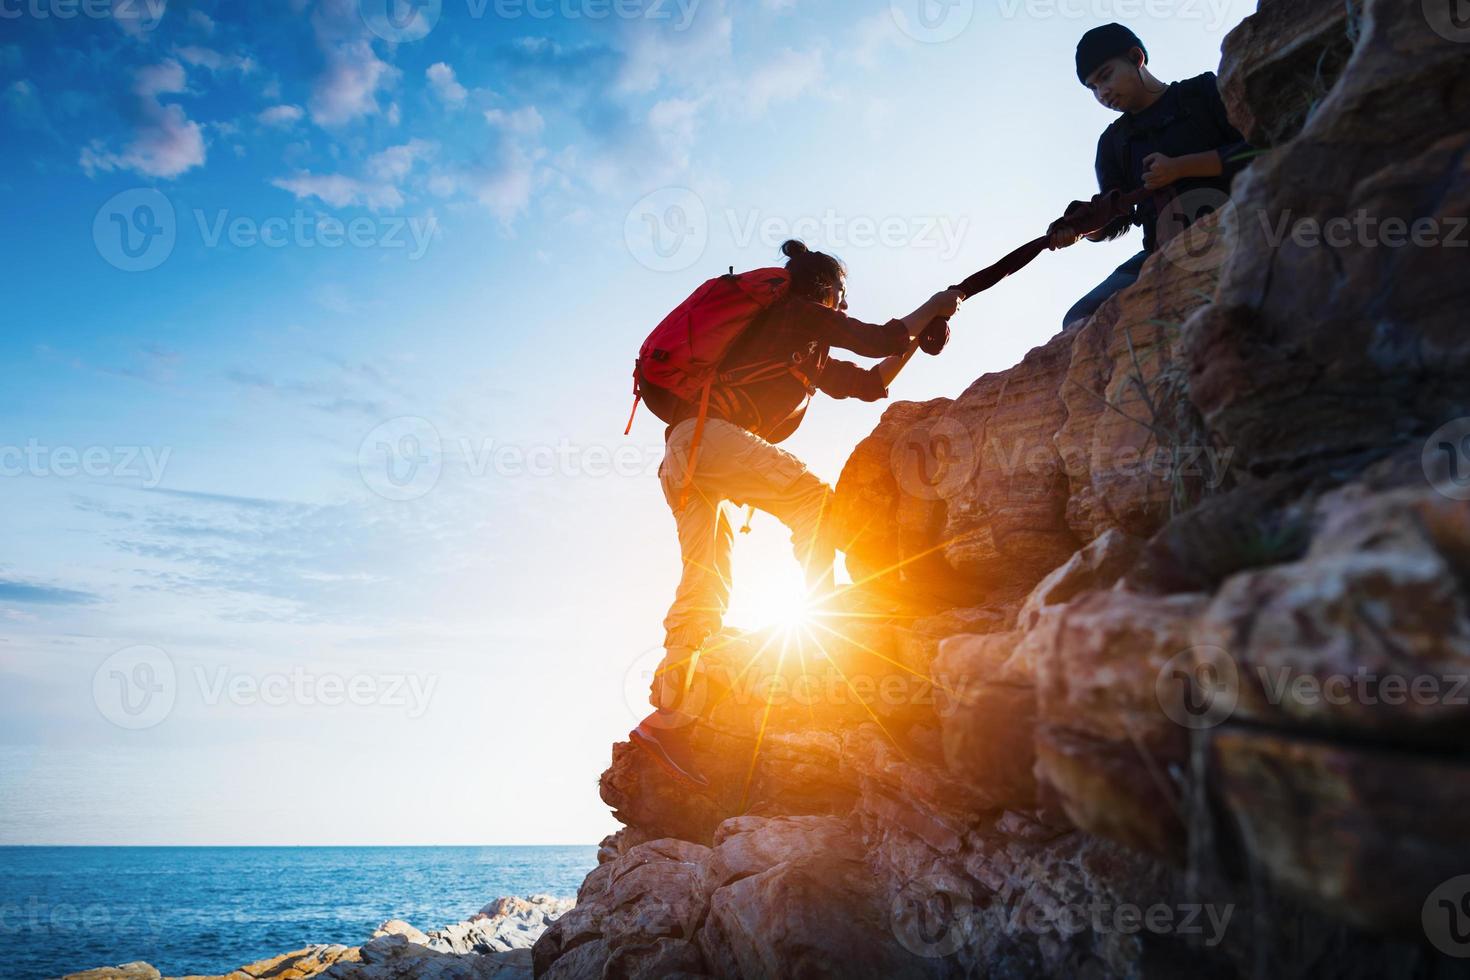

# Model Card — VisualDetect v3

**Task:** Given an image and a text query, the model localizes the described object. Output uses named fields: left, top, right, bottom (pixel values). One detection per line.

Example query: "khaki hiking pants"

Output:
left=659, top=417, right=835, bottom=652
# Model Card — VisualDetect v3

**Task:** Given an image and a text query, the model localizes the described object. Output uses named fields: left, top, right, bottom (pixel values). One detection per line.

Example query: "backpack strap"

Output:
left=677, top=379, right=714, bottom=511
left=624, top=367, right=642, bottom=436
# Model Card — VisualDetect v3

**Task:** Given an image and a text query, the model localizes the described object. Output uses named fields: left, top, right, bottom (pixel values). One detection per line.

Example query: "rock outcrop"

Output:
left=66, top=896, right=570, bottom=980
left=538, top=0, right=1470, bottom=975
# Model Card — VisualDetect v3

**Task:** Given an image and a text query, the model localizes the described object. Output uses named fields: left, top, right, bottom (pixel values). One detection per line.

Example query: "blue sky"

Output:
left=0, top=0, right=1253, bottom=845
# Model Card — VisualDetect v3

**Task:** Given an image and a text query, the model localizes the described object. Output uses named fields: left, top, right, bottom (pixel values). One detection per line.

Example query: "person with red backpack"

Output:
left=627, top=239, right=963, bottom=783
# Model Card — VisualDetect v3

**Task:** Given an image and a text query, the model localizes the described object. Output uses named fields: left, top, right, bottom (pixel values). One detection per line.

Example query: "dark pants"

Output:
left=1062, top=250, right=1148, bottom=328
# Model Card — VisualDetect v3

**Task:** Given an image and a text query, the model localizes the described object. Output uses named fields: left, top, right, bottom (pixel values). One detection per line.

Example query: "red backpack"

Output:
left=625, top=267, right=795, bottom=507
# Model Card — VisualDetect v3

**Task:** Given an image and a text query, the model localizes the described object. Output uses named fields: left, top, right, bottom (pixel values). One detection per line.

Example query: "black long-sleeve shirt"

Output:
left=673, top=296, right=911, bottom=443
left=1093, top=72, right=1252, bottom=252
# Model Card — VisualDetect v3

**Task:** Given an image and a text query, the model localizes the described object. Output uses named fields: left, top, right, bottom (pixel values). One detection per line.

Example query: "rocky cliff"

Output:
left=535, top=0, right=1470, bottom=976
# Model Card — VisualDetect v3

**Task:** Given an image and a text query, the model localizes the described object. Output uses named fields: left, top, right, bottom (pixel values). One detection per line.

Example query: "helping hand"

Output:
left=1049, top=226, right=1080, bottom=249
left=926, top=289, right=964, bottom=322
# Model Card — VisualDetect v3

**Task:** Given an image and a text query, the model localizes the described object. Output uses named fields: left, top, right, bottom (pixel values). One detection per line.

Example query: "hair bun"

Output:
left=781, top=239, right=810, bottom=260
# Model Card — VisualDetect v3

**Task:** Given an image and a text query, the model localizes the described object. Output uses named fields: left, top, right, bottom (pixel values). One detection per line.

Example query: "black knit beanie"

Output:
left=1076, top=23, right=1146, bottom=85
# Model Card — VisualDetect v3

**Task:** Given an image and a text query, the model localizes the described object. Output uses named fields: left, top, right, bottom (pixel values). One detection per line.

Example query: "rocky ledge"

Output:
left=536, top=0, right=1470, bottom=976
left=66, top=895, right=572, bottom=980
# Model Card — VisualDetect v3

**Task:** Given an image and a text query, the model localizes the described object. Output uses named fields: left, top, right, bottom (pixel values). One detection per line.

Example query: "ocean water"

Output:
left=0, top=845, right=597, bottom=980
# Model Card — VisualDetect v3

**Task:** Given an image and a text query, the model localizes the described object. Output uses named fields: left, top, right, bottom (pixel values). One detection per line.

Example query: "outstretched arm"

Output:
left=812, top=289, right=966, bottom=358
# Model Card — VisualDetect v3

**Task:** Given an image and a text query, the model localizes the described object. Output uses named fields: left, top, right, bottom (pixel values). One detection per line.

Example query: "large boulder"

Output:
left=699, top=853, right=940, bottom=980
left=1033, top=590, right=1211, bottom=861
left=1194, top=487, right=1470, bottom=742
left=832, top=331, right=1082, bottom=611
left=1218, top=0, right=1359, bottom=145
left=532, top=816, right=945, bottom=980
left=1185, top=0, right=1470, bottom=477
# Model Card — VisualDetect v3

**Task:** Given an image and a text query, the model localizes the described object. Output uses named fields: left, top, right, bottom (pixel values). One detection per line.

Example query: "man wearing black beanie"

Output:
left=1053, top=23, right=1252, bottom=328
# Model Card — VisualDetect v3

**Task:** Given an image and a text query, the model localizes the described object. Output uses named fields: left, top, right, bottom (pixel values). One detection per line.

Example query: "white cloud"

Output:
left=310, top=38, right=394, bottom=126
left=4, top=80, right=53, bottom=135
left=740, top=48, right=824, bottom=118
left=271, top=140, right=432, bottom=211
left=188, top=9, right=216, bottom=34
left=271, top=172, right=404, bottom=210
left=257, top=104, right=305, bottom=127
left=366, top=139, right=436, bottom=182
left=174, top=46, right=257, bottom=75
left=471, top=144, right=538, bottom=225
left=483, top=106, right=544, bottom=137
left=134, top=59, right=187, bottom=98
left=79, top=59, right=205, bottom=179
left=426, top=63, right=467, bottom=107
left=616, top=3, right=733, bottom=95
left=307, top=0, right=398, bottom=127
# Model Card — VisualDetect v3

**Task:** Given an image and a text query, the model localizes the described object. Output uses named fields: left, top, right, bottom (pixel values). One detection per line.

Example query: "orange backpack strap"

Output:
left=623, top=367, right=643, bottom=436
left=678, top=379, right=713, bottom=511
left=623, top=391, right=641, bottom=436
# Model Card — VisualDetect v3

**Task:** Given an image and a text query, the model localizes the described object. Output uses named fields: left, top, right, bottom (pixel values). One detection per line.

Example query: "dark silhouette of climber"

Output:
left=1054, top=23, right=1253, bottom=328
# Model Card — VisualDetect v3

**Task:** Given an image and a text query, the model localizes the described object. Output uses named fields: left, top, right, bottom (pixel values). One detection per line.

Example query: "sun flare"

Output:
left=741, top=586, right=818, bottom=633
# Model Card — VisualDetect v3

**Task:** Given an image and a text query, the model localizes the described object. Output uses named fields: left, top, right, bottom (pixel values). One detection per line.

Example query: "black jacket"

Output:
left=1093, top=72, right=1252, bottom=252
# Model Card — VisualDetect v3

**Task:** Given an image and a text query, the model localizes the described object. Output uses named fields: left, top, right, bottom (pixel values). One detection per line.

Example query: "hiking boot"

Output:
left=647, top=647, right=707, bottom=727
left=630, top=717, right=709, bottom=787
